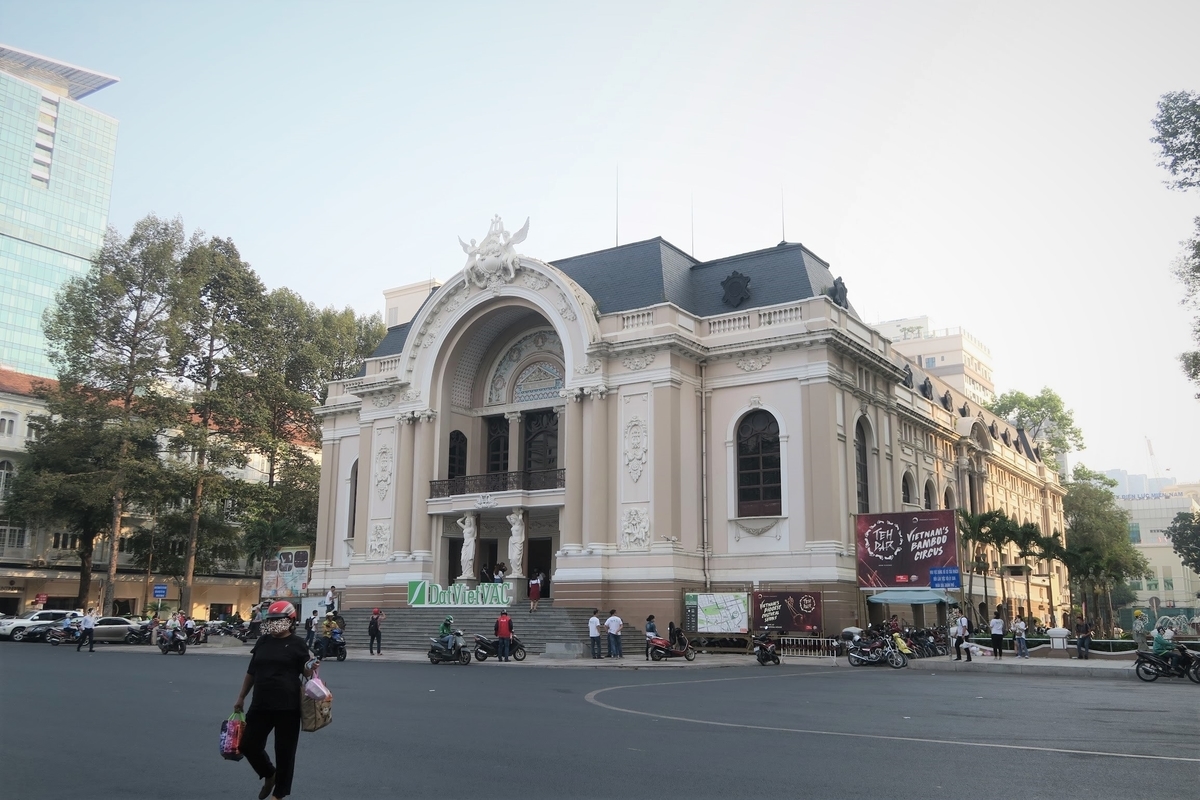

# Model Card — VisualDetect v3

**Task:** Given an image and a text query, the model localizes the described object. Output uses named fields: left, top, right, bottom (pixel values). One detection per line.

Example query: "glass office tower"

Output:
left=0, top=45, right=118, bottom=377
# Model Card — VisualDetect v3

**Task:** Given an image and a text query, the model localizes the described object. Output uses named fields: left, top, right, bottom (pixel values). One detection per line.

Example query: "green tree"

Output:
left=957, top=509, right=1007, bottom=624
left=1164, top=511, right=1200, bottom=573
left=42, top=216, right=186, bottom=614
left=169, top=236, right=265, bottom=613
left=1151, top=91, right=1200, bottom=395
left=1010, top=521, right=1045, bottom=619
left=986, top=387, right=1084, bottom=465
left=127, top=508, right=243, bottom=590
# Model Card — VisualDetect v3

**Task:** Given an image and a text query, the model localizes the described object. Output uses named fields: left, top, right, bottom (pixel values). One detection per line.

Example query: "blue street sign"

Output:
left=153, top=584, right=168, bottom=599
left=929, top=568, right=961, bottom=589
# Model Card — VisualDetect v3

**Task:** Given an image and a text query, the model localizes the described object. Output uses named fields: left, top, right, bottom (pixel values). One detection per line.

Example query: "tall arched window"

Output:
left=854, top=420, right=870, bottom=514
left=0, top=460, right=13, bottom=500
left=944, top=486, right=956, bottom=511
left=347, top=459, right=359, bottom=537
left=736, top=410, right=781, bottom=517
left=448, top=431, right=468, bottom=480
left=486, top=417, right=509, bottom=474
left=901, top=473, right=915, bottom=505
left=924, top=480, right=937, bottom=510
left=523, top=410, right=559, bottom=472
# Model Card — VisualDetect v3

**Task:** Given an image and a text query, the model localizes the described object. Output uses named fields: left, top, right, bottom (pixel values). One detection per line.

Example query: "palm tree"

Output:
left=957, top=510, right=1003, bottom=626
left=1010, top=522, right=1044, bottom=619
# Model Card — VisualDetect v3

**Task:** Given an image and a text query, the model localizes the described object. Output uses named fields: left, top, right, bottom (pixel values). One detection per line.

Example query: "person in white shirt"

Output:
left=604, top=610, right=624, bottom=659
left=953, top=608, right=971, bottom=662
left=988, top=612, right=1006, bottom=659
left=1012, top=615, right=1028, bottom=659
left=324, top=586, right=337, bottom=616
left=77, top=609, right=96, bottom=653
left=587, top=610, right=602, bottom=659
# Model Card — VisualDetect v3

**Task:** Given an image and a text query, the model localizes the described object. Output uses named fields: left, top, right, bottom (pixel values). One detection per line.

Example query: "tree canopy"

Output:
left=986, top=386, right=1084, bottom=465
left=1164, top=511, right=1200, bottom=574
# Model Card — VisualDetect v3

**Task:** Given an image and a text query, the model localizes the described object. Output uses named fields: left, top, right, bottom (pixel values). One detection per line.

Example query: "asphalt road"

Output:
left=1, top=643, right=1196, bottom=800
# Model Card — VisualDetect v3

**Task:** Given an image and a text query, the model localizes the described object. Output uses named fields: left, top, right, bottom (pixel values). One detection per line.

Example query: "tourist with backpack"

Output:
left=304, top=611, right=318, bottom=649
left=368, top=608, right=385, bottom=656
left=953, top=608, right=973, bottom=662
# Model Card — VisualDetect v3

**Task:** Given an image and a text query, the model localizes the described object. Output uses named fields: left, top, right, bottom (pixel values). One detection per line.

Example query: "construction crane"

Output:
left=1146, top=438, right=1161, bottom=481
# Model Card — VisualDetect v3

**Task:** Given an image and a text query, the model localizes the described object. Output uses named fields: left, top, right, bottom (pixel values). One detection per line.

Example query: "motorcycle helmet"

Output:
left=265, top=601, right=297, bottom=621
left=445, top=615, right=454, bottom=623
left=373, top=608, right=380, bottom=614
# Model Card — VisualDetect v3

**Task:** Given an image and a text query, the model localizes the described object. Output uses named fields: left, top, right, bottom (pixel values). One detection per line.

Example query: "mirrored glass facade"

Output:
left=0, top=70, right=118, bottom=377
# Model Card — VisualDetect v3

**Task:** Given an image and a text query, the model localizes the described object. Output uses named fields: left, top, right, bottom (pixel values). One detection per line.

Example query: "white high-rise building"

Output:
left=873, top=316, right=995, bottom=406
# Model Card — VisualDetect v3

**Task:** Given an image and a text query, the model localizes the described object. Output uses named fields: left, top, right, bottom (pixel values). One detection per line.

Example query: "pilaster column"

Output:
left=410, top=410, right=437, bottom=558
left=560, top=396, right=583, bottom=552
left=505, top=411, right=522, bottom=473
left=583, top=387, right=610, bottom=548
left=315, top=438, right=339, bottom=563
left=391, top=414, right=416, bottom=556
left=353, top=424, right=372, bottom=555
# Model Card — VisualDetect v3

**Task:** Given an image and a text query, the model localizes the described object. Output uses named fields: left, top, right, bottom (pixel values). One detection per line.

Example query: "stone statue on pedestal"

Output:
left=457, top=513, right=477, bottom=579
left=506, top=508, right=526, bottom=578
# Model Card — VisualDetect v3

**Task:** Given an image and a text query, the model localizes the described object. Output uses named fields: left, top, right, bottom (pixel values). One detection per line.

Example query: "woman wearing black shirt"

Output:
left=234, top=600, right=316, bottom=800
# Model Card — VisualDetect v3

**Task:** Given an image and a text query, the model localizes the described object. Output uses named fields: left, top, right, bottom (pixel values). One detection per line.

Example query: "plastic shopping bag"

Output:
left=303, top=668, right=331, bottom=700
left=220, top=712, right=245, bottom=761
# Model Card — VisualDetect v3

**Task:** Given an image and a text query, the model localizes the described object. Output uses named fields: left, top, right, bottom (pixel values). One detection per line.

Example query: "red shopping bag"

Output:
left=220, top=712, right=245, bottom=760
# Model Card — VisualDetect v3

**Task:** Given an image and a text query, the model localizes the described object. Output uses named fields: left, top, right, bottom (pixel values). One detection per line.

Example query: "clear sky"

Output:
left=5, top=1, right=1198, bottom=480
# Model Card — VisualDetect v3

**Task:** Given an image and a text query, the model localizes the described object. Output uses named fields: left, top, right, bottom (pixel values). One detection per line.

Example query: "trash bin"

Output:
left=1047, top=626, right=1069, bottom=657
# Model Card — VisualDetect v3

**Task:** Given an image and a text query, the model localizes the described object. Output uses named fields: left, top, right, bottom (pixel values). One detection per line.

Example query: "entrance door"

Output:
left=0, top=597, right=18, bottom=615
left=527, top=538, right=553, bottom=598
left=480, top=539, right=498, bottom=580
left=447, top=537, right=463, bottom=584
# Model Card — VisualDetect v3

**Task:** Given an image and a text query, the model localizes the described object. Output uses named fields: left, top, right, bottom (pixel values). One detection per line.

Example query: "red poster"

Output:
left=855, top=510, right=958, bottom=588
left=752, top=591, right=823, bottom=632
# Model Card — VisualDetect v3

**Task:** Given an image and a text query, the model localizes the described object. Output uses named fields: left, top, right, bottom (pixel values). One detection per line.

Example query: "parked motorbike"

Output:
left=646, top=630, right=697, bottom=662
left=47, top=626, right=82, bottom=646
left=428, top=630, right=471, bottom=665
left=158, top=628, right=187, bottom=655
left=473, top=633, right=527, bottom=662
left=314, top=628, right=347, bottom=662
left=125, top=624, right=152, bottom=645
left=185, top=626, right=208, bottom=645
left=846, top=632, right=907, bottom=668
left=751, top=632, right=779, bottom=665
left=1135, top=646, right=1200, bottom=683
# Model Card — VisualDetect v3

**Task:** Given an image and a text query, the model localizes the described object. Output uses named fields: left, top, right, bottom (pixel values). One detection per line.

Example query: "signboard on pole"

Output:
left=152, top=584, right=168, bottom=599
left=929, top=567, right=962, bottom=589
left=856, top=510, right=958, bottom=589
left=261, top=547, right=311, bottom=599
left=751, top=591, right=823, bottom=632
left=35, top=593, right=48, bottom=604
left=684, top=593, right=749, bottom=633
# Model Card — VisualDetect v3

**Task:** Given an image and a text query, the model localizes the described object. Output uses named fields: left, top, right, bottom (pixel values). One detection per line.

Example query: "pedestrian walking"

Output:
left=989, top=611, right=1005, bottom=659
left=368, top=608, right=385, bottom=655
left=304, top=611, right=318, bottom=649
left=77, top=608, right=96, bottom=652
left=1132, top=610, right=1148, bottom=652
left=1012, top=615, right=1028, bottom=658
left=324, top=586, right=336, bottom=616
left=528, top=572, right=541, bottom=613
left=494, top=609, right=514, bottom=662
left=1074, top=615, right=1093, bottom=660
left=605, top=609, right=623, bottom=658
left=587, top=609, right=602, bottom=659
left=233, top=600, right=316, bottom=800
left=953, top=608, right=972, bottom=662
left=644, top=615, right=658, bottom=661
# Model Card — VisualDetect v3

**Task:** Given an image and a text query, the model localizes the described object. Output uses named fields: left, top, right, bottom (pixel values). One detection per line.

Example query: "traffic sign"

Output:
left=35, top=593, right=48, bottom=604
left=929, top=568, right=962, bottom=589
left=153, top=584, right=168, bottom=599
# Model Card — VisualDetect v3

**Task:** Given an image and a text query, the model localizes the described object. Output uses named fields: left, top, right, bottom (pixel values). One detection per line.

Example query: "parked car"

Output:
left=20, top=623, right=54, bottom=643
left=93, top=617, right=143, bottom=644
left=0, top=610, right=80, bottom=641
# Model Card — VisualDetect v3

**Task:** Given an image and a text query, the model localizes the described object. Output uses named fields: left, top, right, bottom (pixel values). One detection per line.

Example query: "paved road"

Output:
left=1, top=643, right=1195, bottom=799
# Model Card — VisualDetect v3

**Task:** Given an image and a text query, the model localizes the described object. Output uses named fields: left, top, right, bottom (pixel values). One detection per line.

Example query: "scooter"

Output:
left=473, top=633, right=527, bottom=662
left=649, top=631, right=697, bottom=662
left=314, top=628, right=347, bottom=662
left=1135, top=646, right=1200, bottom=683
left=186, top=626, right=208, bottom=645
left=752, top=632, right=780, bottom=665
left=159, top=628, right=187, bottom=655
left=428, top=630, right=471, bottom=665
left=47, top=626, right=82, bottom=646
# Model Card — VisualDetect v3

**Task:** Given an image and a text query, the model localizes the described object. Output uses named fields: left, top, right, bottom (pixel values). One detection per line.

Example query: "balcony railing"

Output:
left=430, top=469, right=565, bottom=498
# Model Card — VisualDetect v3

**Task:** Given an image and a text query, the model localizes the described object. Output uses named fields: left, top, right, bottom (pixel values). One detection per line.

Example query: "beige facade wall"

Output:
left=313, top=254, right=1065, bottom=633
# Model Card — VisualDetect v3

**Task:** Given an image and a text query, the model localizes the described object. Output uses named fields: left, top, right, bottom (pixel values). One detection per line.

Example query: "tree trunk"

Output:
left=180, top=454, right=207, bottom=616
left=104, top=488, right=124, bottom=615
left=74, top=531, right=97, bottom=609
left=142, top=530, right=155, bottom=615
left=1105, top=584, right=1116, bottom=636
left=1024, top=568, right=1033, bottom=621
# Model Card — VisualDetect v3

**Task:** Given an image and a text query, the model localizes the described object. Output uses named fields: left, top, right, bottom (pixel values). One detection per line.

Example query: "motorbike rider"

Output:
left=315, top=612, right=337, bottom=657
left=1152, top=625, right=1181, bottom=673
left=438, top=615, right=456, bottom=652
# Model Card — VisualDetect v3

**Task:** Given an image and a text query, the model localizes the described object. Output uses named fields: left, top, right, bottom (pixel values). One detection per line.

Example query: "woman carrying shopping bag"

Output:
left=233, top=600, right=317, bottom=800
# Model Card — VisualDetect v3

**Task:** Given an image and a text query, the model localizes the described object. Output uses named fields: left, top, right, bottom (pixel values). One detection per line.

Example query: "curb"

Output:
left=928, top=659, right=1138, bottom=681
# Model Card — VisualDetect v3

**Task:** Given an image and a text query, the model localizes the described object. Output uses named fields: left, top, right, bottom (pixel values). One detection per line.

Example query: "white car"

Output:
left=0, top=610, right=81, bottom=641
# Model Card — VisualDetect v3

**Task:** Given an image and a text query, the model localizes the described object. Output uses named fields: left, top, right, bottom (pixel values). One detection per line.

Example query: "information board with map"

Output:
left=685, top=592, right=749, bottom=633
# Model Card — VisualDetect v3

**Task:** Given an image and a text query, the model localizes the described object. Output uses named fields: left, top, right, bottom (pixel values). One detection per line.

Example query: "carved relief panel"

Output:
left=620, top=391, right=649, bottom=504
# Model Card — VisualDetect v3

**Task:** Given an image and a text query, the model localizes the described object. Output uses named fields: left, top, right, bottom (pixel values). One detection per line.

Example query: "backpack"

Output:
left=965, top=618, right=975, bottom=635
left=304, top=617, right=313, bottom=632
left=368, top=615, right=379, bottom=633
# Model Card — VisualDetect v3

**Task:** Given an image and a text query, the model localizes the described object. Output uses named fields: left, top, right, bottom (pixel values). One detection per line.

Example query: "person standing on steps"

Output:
left=953, top=608, right=971, bottom=662
left=324, top=586, right=337, bottom=616
left=528, top=572, right=541, bottom=613
left=494, top=609, right=514, bottom=662
left=304, top=611, right=318, bottom=649
left=587, top=609, right=602, bottom=659
left=77, top=608, right=96, bottom=652
left=605, top=609, right=624, bottom=659
left=368, top=608, right=385, bottom=655
left=234, top=600, right=316, bottom=800
left=644, top=615, right=658, bottom=660
left=989, top=611, right=1005, bottom=660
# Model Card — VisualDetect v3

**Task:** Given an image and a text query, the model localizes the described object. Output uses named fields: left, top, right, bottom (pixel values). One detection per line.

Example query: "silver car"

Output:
left=92, top=617, right=143, bottom=643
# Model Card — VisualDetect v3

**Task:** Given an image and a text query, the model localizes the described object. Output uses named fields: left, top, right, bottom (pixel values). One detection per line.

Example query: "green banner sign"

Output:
left=408, top=580, right=514, bottom=607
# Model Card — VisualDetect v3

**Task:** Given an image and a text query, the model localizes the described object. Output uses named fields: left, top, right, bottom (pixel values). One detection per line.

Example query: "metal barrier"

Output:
left=777, top=636, right=840, bottom=658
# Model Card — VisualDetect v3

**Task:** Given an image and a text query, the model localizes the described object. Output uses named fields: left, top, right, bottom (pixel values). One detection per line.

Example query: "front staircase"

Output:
left=336, top=602, right=639, bottom=655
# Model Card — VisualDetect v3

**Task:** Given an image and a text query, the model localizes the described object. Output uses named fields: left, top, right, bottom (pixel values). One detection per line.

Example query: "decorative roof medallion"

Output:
left=458, top=216, right=530, bottom=290
left=720, top=270, right=752, bottom=307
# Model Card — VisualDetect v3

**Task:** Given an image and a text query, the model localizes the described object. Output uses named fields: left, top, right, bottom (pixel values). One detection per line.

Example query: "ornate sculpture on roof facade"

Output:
left=459, top=216, right=530, bottom=289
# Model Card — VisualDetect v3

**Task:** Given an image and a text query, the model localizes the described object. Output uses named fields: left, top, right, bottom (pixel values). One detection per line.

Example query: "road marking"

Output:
left=583, top=671, right=1200, bottom=764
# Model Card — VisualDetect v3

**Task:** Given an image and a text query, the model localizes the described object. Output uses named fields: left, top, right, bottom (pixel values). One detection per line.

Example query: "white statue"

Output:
left=457, top=513, right=477, bottom=579
left=459, top=216, right=529, bottom=289
left=506, top=508, right=526, bottom=578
